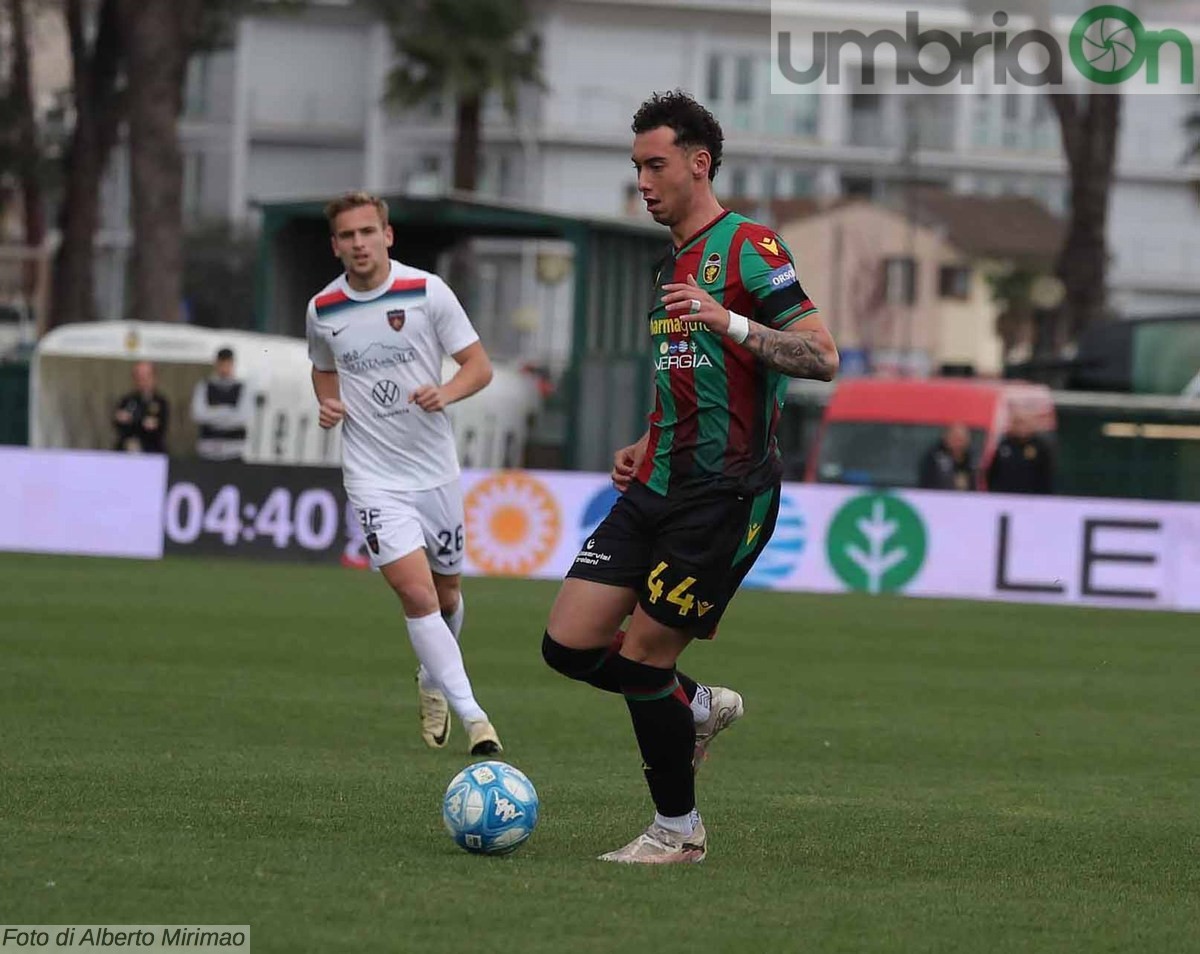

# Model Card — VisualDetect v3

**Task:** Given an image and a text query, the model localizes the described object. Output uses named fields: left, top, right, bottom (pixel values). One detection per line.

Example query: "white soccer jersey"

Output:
left=306, top=260, right=480, bottom=491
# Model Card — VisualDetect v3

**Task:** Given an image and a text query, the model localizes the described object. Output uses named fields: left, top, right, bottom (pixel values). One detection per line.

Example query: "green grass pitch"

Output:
left=1, top=554, right=1197, bottom=953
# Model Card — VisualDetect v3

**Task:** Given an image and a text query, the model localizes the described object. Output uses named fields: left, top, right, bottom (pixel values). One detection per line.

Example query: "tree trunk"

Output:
left=50, top=0, right=125, bottom=328
left=118, top=0, right=202, bottom=322
left=9, top=0, right=44, bottom=248
left=1050, top=92, right=1122, bottom=350
left=8, top=0, right=47, bottom=326
left=445, top=93, right=483, bottom=312
left=452, top=93, right=482, bottom=191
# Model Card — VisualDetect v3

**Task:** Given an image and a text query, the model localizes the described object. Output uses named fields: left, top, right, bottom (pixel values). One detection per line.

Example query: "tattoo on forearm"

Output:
left=743, top=323, right=834, bottom=379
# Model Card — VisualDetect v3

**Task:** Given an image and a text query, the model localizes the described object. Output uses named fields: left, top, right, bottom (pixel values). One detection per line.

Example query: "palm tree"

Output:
left=369, top=0, right=543, bottom=191
left=963, top=0, right=1122, bottom=350
left=1047, top=91, right=1123, bottom=346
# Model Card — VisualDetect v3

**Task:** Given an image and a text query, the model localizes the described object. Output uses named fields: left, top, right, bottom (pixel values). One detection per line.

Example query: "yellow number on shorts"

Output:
left=646, top=561, right=668, bottom=603
left=667, top=577, right=696, bottom=617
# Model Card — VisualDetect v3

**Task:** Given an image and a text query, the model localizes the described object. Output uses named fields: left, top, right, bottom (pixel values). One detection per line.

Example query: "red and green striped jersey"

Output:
left=635, top=210, right=819, bottom=496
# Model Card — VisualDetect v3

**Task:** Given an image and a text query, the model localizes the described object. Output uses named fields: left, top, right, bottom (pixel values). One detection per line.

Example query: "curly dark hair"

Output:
left=631, top=90, right=723, bottom=180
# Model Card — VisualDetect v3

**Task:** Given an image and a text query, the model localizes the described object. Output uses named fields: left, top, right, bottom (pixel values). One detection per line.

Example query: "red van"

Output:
left=805, top=377, right=1056, bottom=489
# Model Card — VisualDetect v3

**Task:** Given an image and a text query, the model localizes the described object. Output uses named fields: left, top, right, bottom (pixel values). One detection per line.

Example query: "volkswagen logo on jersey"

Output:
left=387, top=309, right=406, bottom=332
left=372, top=379, right=400, bottom=407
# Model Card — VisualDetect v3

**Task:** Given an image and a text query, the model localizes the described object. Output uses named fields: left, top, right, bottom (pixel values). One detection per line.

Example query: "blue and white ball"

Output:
left=442, top=760, right=539, bottom=855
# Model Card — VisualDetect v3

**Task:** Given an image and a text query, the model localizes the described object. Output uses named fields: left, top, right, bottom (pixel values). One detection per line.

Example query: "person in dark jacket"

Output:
left=112, top=361, right=169, bottom=453
left=987, top=414, right=1054, bottom=494
left=918, top=423, right=975, bottom=491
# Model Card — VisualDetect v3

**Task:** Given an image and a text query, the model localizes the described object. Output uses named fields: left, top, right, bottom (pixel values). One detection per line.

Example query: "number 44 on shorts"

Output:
left=646, top=561, right=714, bottom=618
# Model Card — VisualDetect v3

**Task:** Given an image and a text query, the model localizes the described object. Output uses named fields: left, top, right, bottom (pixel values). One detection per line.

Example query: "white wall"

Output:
left=1110, top=181, right=1200, bottom=300
left=245, top=145, right=365, bottom=203
left=243, top=20, right=369, bottom=131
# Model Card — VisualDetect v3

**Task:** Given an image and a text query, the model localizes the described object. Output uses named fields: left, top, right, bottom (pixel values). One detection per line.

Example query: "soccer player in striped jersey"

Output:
left=541, top=91, right=839, bottom=863
left=307, top=191, right=502, bottom=756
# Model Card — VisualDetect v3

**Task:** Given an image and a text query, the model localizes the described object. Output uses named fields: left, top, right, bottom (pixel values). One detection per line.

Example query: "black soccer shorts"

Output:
left=566, top=479, right=781, bottom=637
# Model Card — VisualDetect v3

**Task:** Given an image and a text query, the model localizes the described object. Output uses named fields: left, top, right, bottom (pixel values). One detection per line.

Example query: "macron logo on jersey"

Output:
left=768, top=263, right=797, bottom=289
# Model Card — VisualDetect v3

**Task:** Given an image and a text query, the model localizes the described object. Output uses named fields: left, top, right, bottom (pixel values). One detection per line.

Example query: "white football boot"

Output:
left=598, top=819, right=707, bottom=864
left=693, top=686, right=744, bottom=772
left=416, top=674, right=451, bottom=749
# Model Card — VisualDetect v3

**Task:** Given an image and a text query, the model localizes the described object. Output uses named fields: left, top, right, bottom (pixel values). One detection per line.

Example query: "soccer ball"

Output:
left=442, top=760, right=539, bottom=855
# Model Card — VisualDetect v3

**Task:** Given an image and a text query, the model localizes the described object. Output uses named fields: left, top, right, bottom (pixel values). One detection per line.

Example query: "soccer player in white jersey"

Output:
left=306, top=191, right=502, bottom=756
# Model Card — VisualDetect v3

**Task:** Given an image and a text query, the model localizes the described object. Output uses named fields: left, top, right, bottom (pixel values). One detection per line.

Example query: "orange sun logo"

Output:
left=464, top=472, right=562, bottom=576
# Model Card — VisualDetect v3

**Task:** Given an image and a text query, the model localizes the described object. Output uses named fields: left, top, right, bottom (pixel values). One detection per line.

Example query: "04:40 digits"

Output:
left=164, top=482, right=340, bottom=549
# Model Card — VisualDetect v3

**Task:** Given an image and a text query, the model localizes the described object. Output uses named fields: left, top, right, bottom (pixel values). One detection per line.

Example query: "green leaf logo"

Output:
left=826, top=493, right=927, bottom=593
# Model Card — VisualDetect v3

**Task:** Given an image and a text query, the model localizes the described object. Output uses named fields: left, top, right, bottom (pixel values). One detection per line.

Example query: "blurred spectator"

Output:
left=191, top=346, right=252, bottom=461
left=918, top=423, right=975, bottom=491
left=987, top=414, right=1054, bottom=494
left=113, top=361, right=169, bottom=453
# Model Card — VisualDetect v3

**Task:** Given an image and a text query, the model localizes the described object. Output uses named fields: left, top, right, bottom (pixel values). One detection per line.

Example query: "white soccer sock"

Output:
left=655, top=809, right=701, bottom=836
left=418, top=595, right=465, bottom=690
left=690, top=684, right=712, bottom=724
left=406, top=611, right=486, bottom=724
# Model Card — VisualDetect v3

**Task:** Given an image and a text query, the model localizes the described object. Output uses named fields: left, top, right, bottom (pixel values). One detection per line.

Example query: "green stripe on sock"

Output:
left=623, top=678, right=680, bottom=703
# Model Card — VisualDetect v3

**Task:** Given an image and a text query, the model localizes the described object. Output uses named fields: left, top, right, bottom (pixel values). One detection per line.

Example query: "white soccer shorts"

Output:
left=347, top=481, right=466, bottom=575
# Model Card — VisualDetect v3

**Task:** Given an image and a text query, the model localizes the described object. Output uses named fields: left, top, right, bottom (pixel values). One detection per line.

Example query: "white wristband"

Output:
left=726, top=310, right=750, bottom=344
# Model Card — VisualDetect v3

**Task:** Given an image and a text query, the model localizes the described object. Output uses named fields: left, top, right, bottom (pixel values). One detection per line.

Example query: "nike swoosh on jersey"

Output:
left=331, top=325, right=349, bottom=336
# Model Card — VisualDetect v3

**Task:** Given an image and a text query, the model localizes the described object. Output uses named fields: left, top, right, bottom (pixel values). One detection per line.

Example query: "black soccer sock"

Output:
left=613, top=654, right=696, bottom=818
left=542, top=631, right=619, bottom=690
left=543, top=631, right=700, bottom=702
left=676, top=669, right=699, bottom=703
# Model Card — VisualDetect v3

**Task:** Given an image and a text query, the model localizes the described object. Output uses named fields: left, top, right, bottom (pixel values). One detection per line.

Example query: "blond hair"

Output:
left=324, top=191, right=389, bottom=232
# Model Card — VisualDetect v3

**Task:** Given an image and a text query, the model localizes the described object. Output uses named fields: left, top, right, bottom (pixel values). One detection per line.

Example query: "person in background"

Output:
left=987, top=414, right=1054, bottom=494
left=113, top=360, right=169, bottom=453
left=918, top=423, right=975, bottom=491
left=307, top=190, right=502, bottom=757
left=191, top=347, right=252, bottom=461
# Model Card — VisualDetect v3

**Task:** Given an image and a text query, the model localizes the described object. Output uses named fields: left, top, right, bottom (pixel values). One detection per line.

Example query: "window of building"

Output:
left=762, top=168, right=779, bottom=199
left=709, top=50, right=820, bottom=140
left=972, top=89, right=1058, bottom=154
left=939, top=264, right=972, bottom=300
left=841, top=174, right=875, bottom=199
left=183, top=54, right=210, bottom=118
left=734, top=56, right=754, bottom=104
left=849, top=91, right=887, bottom=147
left=728, top=166, right=749, bottom=198
left=408, top=154, right=443, bottom=195
left=623, top=182, right=641, bottom=217
left=183, top=151, right=206, bottom=223
left=765, top=90, right=819, bottom=138
left=497, top=153, right=513, bottom=197
left=884, top=257, right=917, bottom=305
left=706, top=54, right=722, bottom=102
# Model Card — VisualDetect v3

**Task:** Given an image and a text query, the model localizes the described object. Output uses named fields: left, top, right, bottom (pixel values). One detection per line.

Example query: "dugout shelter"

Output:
left=29, top=320, right=538, bottom=467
